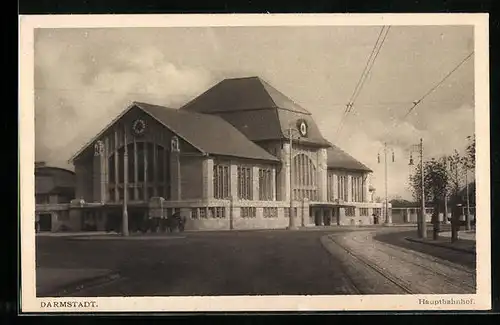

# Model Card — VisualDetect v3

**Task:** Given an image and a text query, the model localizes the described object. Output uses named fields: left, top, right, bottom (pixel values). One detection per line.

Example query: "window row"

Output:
left=191, top=207, right=226, bottom=219
left=263, top=207, right=278, bottom=218
left=345, top=207, right=356, bottom=217
left=109, top=142, right=168, bottom=184
left=241, top=207, right=257, bottom=218
left=213, top=165, right=276, bottom=201
left=327, top=173, right=366, bottom=203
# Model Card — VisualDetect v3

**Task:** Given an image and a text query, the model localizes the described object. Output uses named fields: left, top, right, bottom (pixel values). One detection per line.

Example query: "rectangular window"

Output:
left=360, top=208, right=369, bottom=216
left=284, top=207, right=290, bottom=218
left=214, top=164, right=230, bottom=199
left=344, top=177, right=349, bottom=202
left=191, top=208, right=199, bottom=219
left=109, top=154, right=116, bottom=183
left=263, top=207, right=278, bottom=218
left=147, top=143, right=155, bottom=183
left=241, top=207, right=256, bottom=218
left=237, top=166, right=252, bottom=200
left=345, top=207, right=355, bottom=217
left=259, top=168, right=273, bottom=201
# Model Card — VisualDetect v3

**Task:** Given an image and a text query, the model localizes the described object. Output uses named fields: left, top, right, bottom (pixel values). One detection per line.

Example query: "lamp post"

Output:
left=287, top=126, right=301, bottom=230
left=409, top=138, right=425, bottom=239
left=377, top=142, right=395, bottom=225
left=461, top=157, right=472, bottom=231
left=122, top=126, right=129, bottom=237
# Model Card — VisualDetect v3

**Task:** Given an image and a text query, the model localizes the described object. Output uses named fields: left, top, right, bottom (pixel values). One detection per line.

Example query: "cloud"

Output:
left=35, top=33, right=213, bottom=169
left=34, top=26, right=474, bottom=201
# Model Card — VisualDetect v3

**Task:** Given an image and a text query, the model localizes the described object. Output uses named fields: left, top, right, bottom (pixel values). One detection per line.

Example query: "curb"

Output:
left=66, top=235, right=186, bottom=241
left=405, top=237, right=475, bottom=254
left=38, top=271, right=121, bottom=297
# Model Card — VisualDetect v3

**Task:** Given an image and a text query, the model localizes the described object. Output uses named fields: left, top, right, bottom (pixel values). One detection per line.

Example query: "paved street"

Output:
left=36, top=226, right=476, bottom=297
left=37, top=228, right=357, bottom=296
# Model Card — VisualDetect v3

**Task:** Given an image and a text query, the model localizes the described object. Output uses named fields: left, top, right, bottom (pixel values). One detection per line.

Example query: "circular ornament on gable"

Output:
left=297, top=119, right=308, bottom=137
left=132, top=119, right=146, bottom=136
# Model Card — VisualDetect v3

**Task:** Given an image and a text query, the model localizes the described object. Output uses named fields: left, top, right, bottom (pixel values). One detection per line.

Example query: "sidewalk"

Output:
left=439, top=230, right=476, bottom=241
left=405, top=232, right=476, bottom=254
left=36, top=231, right=111, bottom=237
left=37, top=267, right=120, bottom=296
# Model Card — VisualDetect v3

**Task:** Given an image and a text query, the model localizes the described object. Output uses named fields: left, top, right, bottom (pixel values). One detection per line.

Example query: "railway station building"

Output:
left=35, top=77, right=389, bottom=232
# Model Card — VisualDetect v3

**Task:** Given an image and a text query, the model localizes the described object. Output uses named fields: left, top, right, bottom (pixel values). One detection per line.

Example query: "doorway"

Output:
left=38, top=213, right=52, bottom=232
left=314, top=209, right=322, bottom=226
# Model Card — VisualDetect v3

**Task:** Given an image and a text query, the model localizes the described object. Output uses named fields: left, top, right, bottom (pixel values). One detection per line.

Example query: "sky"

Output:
left=34, top=25, right=475, bottom=200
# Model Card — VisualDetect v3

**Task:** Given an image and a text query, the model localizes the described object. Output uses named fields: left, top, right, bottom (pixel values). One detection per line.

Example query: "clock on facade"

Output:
left=297, top=119, right=308, bottom=137
left=132, top=119, right=146, bottom=136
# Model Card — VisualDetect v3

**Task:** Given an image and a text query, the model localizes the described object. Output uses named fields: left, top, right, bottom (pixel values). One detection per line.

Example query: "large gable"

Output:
left=69, top=102, right=279, bottom=163
left=327, top=145, right=373, bottom=173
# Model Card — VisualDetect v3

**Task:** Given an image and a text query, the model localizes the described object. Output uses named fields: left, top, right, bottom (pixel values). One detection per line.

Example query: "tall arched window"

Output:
left=108, top=142, right=170, bottom=202
left=292, top=153, right=318, bottom=201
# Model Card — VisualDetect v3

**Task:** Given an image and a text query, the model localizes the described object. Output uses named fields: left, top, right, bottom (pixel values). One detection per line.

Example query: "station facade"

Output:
left=36, top=77, right=390, bottom=232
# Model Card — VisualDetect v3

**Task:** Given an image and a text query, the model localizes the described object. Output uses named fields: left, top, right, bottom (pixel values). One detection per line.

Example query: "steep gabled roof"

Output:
left=181, top=76, right=311, bottom=114
left=180, top=77, right=331, bottom=147
left=327, top=145, right=373, bottom=172
left=69, top=102, right=279, bottom=164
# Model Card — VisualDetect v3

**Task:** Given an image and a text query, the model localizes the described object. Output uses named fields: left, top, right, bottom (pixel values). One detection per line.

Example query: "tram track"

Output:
left=325, top=230, right=476, bottom=294
left=365, top=237, right=476, bottom=293
left=324, top=235, right=416, bottom=294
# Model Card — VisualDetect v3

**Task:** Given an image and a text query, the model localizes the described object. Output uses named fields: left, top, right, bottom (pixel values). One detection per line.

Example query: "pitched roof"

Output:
left=180, top=77, right=331, bottom=147
left=181, top=76, right=311, bottom=114
left=327, top=145, right=373, bottom=172
left=132, top=102, right=279, bottom=162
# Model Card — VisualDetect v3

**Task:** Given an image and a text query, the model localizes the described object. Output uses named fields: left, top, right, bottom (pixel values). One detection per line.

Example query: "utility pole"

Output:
left=288, top=126, right=296, bottom=230
left=465, top=164, right=471, bottom=231
left=384, top=142, right=389, bottom=225
left=122, top=126, right=129, bottom=237
left=409, top=139, right=426, bottom=238
left=419, top=138, right=426, bottom=239
left=444, top=156, right=449, bottom=225
left=378, top=143, right=394, bottom=225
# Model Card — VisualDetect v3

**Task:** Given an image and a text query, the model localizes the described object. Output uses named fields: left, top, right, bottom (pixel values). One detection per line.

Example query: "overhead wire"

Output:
left=336, top=26, right=391, bottom=137
left=401, top=51, right=474, bottom=120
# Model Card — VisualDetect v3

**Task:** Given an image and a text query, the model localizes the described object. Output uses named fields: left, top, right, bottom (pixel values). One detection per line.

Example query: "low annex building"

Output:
left=36, top=77, right=389, bottom=232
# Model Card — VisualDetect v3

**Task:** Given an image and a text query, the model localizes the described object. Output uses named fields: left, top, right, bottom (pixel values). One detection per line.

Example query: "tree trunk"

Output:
left=432, top=201, right=440, bottom=240
left=451, top=204, right=459, bottom=243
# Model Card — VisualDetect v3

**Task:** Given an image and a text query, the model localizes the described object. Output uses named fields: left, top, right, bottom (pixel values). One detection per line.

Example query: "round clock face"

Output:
left=132, top=119, right=146, bottom=136
left=298, top=120, right=308, bottom=137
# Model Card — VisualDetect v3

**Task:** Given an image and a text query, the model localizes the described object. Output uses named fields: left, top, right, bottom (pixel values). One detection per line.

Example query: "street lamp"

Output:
left=408, top=138, right=425, bottom=239
left=377, top=142, right=395, bottom=225
left=287, top=125, right=302, bottom=230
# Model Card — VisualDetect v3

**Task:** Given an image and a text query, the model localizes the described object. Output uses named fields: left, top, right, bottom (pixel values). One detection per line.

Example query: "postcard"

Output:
left=19, top=13, right=490, bottom=312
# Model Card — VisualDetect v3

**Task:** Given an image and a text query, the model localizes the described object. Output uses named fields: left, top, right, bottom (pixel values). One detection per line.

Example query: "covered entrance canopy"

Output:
left=309, top=202, right=356, bottom=226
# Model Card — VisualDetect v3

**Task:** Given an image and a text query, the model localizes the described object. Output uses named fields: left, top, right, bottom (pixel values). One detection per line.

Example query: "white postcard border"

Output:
left=19, top=13, right=491, bottom=312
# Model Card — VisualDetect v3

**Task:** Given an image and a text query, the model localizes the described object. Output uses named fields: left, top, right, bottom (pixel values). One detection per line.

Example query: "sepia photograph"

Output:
left=20, top=14, right=490, bottom=312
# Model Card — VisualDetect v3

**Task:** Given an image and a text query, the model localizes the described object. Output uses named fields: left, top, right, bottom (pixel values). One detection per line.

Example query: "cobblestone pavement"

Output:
left=323, top=229, right=476, bottom=294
